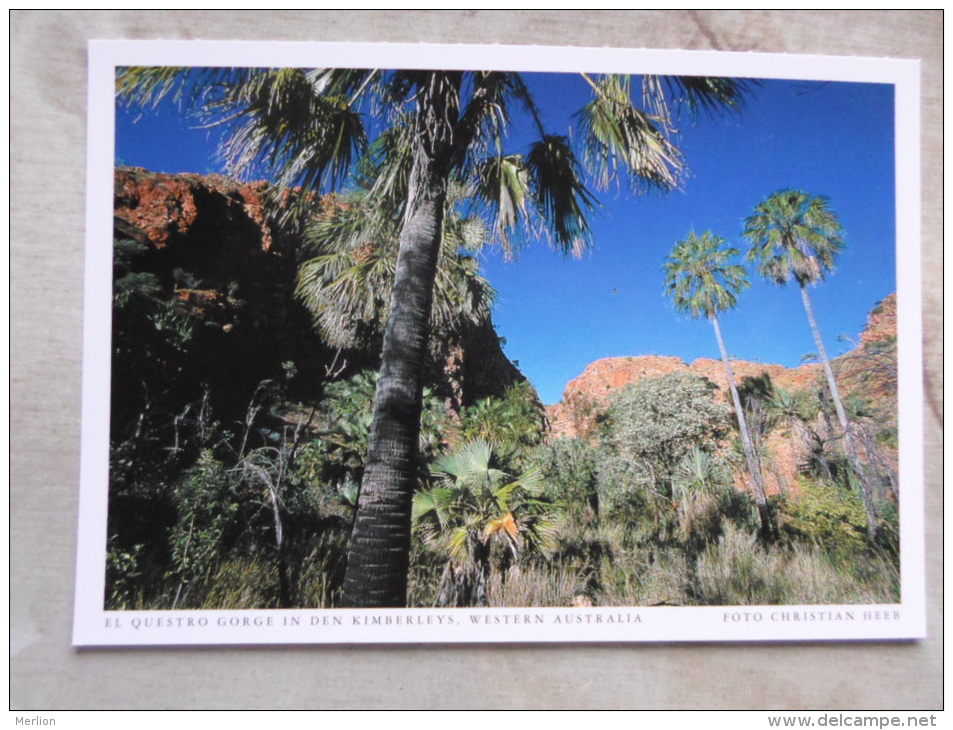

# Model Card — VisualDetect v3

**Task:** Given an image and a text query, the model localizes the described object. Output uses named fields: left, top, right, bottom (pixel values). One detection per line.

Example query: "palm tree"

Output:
left=118, top=67, right=751, bottom=605
left=664, top=230, right=774, bottom=539
left=296, top=181, right=494, bottom=353
left=743, top=189, right=878, bottom=540
left=412, top=439, right=560, bottom=607
left=316, top=368, right=451, bottom=488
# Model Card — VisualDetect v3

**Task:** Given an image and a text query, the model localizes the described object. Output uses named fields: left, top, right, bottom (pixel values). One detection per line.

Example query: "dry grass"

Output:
left=201, top=559, right=280, bottom=609
left=405, top=513, right=899, bottom=608
left=485, top=563, right=587, bottom=607
left=691, top=525, right=897, bottom=605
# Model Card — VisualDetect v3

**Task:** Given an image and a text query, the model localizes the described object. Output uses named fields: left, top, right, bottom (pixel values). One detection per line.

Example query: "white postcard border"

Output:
left=75, top=40, right=925, bottom=647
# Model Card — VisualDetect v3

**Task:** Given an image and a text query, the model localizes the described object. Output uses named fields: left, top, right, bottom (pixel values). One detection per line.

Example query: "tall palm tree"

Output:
left=296, top=181, right=494, bottom=352
left=743, top=189, right=878, bottom=540
left=118, top=67, right=751, bottom=605
left=664, top=230, right=774, bottom=539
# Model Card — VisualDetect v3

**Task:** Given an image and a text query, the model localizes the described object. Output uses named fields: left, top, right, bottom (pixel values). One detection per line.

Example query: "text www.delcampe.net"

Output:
left=767, top=716, right=938, bottom=728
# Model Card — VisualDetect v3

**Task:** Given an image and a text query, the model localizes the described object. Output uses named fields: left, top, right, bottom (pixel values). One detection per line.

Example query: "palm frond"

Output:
left=664, top=230, right=750, bottom=319
left=454, top=72, right=512, bottom=163
left=526, top=135, right=598, bottom=258
left=454, top=72, right=547, bottom=165
left=215, top=69, right=369, bottom=191
left=642, top=75, right=755, bottom=125
left=412, top=486, right=457, bottom=528
left=576, top=74, right=684, bottom=193
left=296, top=179, right=495, bottom=347
left=116, top=66, right=247, bottom=110
left=362, top=119, right=416, bottom=210
left=484, top=512, right=519, bottom=543
left=447, top=526, right=474, bottom=564
left=743, top=189, right=844, bottom=286
left=304, top=68, right=382, bottom=106
left=473, top=154, right=534, bottom=258
left=419, top=439, right=563, bottom=562
left=515, top=466, right=546, bottom=496
left=492, top=479, right=521, bottom=513
left=119, top=66, right=372, bottom=193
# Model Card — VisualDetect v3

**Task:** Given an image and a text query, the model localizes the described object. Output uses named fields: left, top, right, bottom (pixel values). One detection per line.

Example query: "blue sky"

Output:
left=116, top=73, right=896, bottom=405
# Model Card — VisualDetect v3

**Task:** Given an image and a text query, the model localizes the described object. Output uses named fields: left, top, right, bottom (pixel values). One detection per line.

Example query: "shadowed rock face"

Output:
left=546, top=294, right=898, bottom=497
left=113, top=168, right=329, bottom=419
left=113, top=167, right=894, bottom=494
left=112, top=167, right=533, bottom=419
left=113, top=168, right=305, bottom=338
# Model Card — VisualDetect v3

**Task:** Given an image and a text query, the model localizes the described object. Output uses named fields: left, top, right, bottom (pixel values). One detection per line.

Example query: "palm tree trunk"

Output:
left=799, top=284, right=879, bottom=540
left=340, top=75, right=457, bottom=607
left=711, top=315, right=774, bottom=540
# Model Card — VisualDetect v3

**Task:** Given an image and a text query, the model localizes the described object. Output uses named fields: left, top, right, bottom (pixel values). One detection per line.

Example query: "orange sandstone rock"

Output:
left=545, top=297, right=897, bottom=498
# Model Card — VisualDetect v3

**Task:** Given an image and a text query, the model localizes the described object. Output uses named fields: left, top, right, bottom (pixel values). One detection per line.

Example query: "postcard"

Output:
left=74, top=40, right=924, bottom=646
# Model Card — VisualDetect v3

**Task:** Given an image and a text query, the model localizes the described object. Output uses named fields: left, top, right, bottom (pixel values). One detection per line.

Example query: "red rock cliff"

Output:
left=547, top=356, right=822, bottom=441
left=113, top=167, right=534, bottom=415
left=546, top=294, right=897, bottom=497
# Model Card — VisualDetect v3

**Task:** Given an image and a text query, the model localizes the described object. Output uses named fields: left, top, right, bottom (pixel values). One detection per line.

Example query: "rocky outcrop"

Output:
left=546, top=295, right=898, bottom=497
left=836, top=294, right=898, bottom=411
left=436, top=320, right=532, bottom=414
left=112, top=168, right=330, bottom=433
left=115, top=167, right=286, bottom=251
left=860, top=294, right=896, bottom=348
left=547, top=355, right=822, bottom=442
left=112, top=167, right=532, bottom=421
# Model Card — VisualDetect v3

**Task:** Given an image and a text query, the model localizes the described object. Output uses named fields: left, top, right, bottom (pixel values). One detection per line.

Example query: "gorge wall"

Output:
left=113, top=167, right=532, bottom=421
left=546, top=294, right=897, bottom=497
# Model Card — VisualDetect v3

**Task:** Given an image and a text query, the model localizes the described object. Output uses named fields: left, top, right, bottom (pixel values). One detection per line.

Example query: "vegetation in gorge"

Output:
left=106, top=67, right=900, bottom=610
left=116, top=66, right=752, bottom=607
left=106, top=264, right=900, bottom=609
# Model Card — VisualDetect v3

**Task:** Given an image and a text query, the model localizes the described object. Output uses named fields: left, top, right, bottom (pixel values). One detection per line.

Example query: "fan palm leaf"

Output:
left=296, top=183, right=495, bottom=349
left=577, top=74, right=684, bottom=192
left=413, top=438, right=563, bottom=601
left=641, top=75, right=753, bottom=126
left=664, top=230, right=749, bottom=318
left=743, top=189, right=844, bottom=286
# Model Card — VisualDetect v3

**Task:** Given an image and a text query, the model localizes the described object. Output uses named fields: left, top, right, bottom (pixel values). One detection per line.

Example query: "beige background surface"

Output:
left=10, top=10, right=942, bottom=710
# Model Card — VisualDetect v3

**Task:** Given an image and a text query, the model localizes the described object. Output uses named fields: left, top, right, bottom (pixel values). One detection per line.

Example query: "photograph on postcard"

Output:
left=75, top=42, right=923, bottom=645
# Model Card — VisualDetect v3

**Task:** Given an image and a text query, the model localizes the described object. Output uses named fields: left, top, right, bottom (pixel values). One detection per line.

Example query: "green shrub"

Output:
left=458, top=381, right=546, bottom=454
left=166, top=450, right=268, bottom=608
left=105, top=538, right=146, bottom=610
left=537, top=437, right=600, bottom=519
left=780, top=479, right=869, bottom=557
left=601, top=373, right=730, bottom=485
left=412, top=439, right=563, bottom=607
left=596, top=373, right=732, bottom=530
